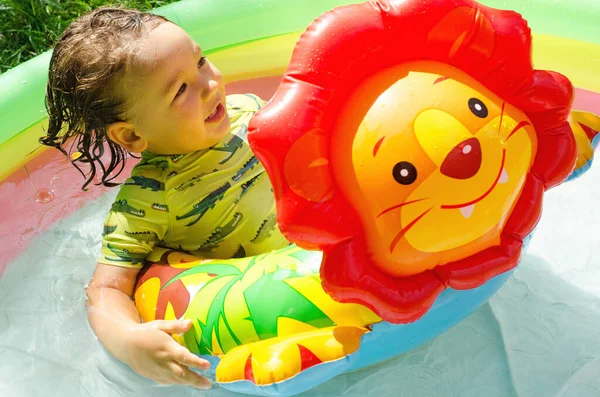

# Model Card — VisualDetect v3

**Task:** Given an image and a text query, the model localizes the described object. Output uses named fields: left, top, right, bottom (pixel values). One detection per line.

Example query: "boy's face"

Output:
left=119, top=22, right=229, bottom=155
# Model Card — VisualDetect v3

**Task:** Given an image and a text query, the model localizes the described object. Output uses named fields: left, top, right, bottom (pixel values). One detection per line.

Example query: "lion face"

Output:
left=340, top=64, right=537, bottom=277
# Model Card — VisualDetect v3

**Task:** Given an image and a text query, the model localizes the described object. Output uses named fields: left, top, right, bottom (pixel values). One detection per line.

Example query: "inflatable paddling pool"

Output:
left=0, top=0, right=599, bottom=396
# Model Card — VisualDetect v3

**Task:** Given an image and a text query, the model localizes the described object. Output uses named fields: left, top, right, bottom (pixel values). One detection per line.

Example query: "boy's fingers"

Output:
left=168, top=362, right=212, bottom=389
left=148, top=371, right=184, bottom=386
left=152, top=319, right=192, bottom=334
left=163, top=376, right=185, bottom=386
left=171, top=343, right=210, bottom=370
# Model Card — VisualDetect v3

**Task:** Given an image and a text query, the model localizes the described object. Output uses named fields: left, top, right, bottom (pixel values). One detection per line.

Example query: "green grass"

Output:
left=0, top=0, right=181, bottom=74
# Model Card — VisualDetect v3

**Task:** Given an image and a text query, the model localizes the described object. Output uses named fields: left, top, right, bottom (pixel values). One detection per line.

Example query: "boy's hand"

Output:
left=125, top=319, right=212, bottom=389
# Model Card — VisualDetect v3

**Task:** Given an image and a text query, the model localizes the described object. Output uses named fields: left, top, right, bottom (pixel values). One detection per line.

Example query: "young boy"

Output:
left=41, top=7, right=288, bottom=389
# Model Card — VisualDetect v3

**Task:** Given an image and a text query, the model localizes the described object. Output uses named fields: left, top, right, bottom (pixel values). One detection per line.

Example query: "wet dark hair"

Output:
left=40, top=6, right=169, bottom=190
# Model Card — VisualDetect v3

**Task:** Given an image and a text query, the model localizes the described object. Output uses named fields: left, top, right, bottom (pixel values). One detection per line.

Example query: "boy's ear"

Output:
left=106, top=121, right=148, bottom=153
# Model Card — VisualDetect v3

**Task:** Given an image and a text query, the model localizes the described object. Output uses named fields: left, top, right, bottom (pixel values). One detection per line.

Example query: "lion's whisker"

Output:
left=498, top=102, right=505, bottom=137
left=389, top=207, right=434, bottom=253
left=505, top=120, right=531, bottom=142
left=377, top=198, right=429, bottom=218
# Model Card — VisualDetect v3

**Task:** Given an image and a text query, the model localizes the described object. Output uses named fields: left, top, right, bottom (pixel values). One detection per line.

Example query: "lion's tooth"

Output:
left=499, top=168, right=509, bottom=184
left=460, top=204, right=475, bottom=219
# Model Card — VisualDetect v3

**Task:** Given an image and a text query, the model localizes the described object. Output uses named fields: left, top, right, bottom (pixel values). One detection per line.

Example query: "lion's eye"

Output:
left=468, top=98, right=488, bottom=118
left=393, top=161, right=418, bottom=185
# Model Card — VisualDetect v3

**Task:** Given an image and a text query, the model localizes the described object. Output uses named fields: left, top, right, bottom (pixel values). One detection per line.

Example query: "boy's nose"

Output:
left=440, top=137, right=482, bottom=179
left=200, top=77, right=220, bottom=101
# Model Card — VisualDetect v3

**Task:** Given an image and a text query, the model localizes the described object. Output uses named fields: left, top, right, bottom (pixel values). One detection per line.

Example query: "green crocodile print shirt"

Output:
left=98, top=94, right=289, bottom=268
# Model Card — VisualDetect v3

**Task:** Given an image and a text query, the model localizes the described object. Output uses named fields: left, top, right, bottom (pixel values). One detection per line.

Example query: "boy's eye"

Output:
left=173, top=57, right=206, bottom=100
left=176, top=83, right=187, bottom=98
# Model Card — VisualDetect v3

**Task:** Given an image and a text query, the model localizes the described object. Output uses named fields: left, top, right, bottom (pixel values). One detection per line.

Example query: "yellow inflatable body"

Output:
left=135, top=246, right=379, bottom=386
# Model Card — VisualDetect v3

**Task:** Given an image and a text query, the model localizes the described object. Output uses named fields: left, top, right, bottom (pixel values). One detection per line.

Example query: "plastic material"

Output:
left=134, top=244, right=515, bottom=396
left=248, top=0, right=584, bottom=324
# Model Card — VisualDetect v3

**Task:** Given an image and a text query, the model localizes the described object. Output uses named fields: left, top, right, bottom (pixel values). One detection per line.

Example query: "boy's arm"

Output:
left=86, top=263, right=211, bottom=389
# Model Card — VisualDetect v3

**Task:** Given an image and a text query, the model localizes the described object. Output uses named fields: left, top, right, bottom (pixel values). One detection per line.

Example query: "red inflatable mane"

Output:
left=248, top=0, right=577, bottom=323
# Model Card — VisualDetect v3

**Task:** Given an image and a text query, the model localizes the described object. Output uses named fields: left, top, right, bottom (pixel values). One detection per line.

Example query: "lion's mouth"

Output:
left=440, top=148, right=507, bottom=218
left=387, top=149, right=507, bottom=254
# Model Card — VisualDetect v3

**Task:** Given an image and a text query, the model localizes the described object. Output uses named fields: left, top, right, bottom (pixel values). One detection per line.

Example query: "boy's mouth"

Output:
left=205, top=103, right=225, bottom=123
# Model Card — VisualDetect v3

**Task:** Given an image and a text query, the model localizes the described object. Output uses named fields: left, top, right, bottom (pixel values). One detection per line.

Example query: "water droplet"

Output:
left=35, top=189, right=55, bottom=203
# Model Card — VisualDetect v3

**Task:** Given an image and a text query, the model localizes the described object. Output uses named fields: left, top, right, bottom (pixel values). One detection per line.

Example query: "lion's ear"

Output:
left=284, top=128, right=334, bottom=202
left=569, top=111, right=600, bottom=172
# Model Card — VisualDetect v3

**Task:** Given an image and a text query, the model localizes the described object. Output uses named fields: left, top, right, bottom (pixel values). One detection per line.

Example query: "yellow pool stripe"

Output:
left=532, top=34, right=600, bottom=93
left=210, top=31, right=600, bottom=92
left=208, top=32, right=301, bottom=83
left=1, top=32, right=599, bottom=182
left=0, top=120, right=50, bottom=182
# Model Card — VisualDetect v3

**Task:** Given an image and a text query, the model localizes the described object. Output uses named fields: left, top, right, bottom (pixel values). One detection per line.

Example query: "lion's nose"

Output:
left=440, top=137, right=482, bottom=179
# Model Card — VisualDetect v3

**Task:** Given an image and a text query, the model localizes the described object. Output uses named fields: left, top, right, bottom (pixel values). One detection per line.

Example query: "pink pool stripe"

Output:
left=572, top=87, right=600, bottom=114
left=0, top=82, right=598, bottom=277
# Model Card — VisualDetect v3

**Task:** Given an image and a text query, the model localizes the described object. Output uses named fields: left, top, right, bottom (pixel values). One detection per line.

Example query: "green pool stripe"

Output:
left=153, top=0, right=364, bottom=51
left=480, top=0, right=600, bottom=46
left=0, top=52, right=51, bottom=147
